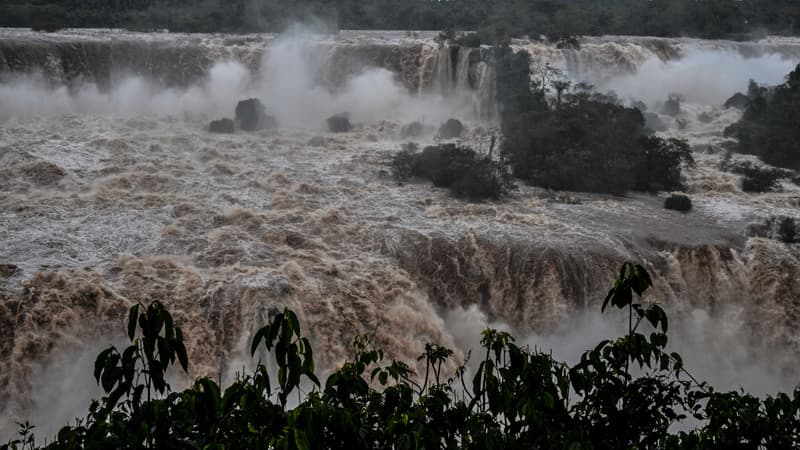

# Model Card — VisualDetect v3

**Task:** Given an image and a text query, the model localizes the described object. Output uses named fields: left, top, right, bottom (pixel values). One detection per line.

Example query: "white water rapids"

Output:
left=1, top=28, right=799, bottom=439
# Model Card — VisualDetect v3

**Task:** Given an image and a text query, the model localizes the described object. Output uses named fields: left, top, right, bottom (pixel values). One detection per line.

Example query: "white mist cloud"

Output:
left=443, top=303, right=797, bottom=397
left=0, top=26, right=475, bottom=128
left=599, top=49, right=798, bottom=106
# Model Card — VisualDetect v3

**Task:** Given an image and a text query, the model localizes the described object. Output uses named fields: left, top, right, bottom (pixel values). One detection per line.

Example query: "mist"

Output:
left=444, top=302, right=797, bottom=398
left=0, top=26, right=474, bottom=128
left=598, top=48, right=798, bottom=106
left=2, top=24, right=800, bottom=445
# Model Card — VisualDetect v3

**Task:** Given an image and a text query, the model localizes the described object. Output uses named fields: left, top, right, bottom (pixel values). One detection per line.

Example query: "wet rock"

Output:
left=0, top=264, right=18, bottom=279
left=308, top=136, right=327, bottom=147
left=327, top=113, right=352, bottom=133
left=631, top=100, right=647, bottom=112
left=22, top=161, right=66, bottom=186
left=208, top=118, right=235, bottom=134
left=235, top=98, right=277, bottom=131
left=748, top=216, right=798, bottom=243
left=556, top=36, right=580, bottom=50
left=644, top=112, right=668, bottom=132
left=660, top=94, right=681, bottom=117
left=724, top=92, right=750, bottom=110
left=399, top=121, right=425, bottom=139
left=664, top=194, right=692, bottom=212
left=698, top=112, right=714, bottom=124
left=438, top=119, right=464, bottom=139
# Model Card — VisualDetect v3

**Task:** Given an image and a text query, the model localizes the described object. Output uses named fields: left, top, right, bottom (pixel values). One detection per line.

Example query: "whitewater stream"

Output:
left=1, top=28, right=799, bottom=438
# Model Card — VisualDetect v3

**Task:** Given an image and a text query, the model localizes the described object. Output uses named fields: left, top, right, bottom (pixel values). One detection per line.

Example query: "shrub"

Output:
left=454, top=32, right=482, bottom=48
left=391, top=143, right=514, bottom=200
left=660, top=94, right=682, bottom=117
left=664, top=194, right=692, bottom=212
left=720, top=160, right=786, bottom=193
left=748, top=216, right=798, bottom=243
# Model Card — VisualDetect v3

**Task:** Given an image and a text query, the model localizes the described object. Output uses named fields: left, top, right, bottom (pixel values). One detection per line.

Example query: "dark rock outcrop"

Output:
left=438, top=119, right=464, bottom=139
left=664, top=194, right=692, bottom=212
left=235, top=99, right=277, bottom=132
left=208, top=118, right=235, bottom=134
left=660, top=94, right=681, bottom=117
left=22, top=161, right=66, bottom=186
left=0, top=264, right=18, bottom=279
left=399, top=121, right=425, bottom=139
left=724, top=92, right=750, bottom=110
left=326, top=113, right=352, bottom=133
left=748, top=216, right=798, bottom=243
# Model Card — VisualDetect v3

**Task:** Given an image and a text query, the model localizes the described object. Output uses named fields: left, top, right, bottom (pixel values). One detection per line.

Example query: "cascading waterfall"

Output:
left=2, top=28, right=800, bottom=439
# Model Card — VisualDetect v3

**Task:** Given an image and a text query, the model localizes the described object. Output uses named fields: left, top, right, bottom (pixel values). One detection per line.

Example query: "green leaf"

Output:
left=287, top=310, right=301, bottom=336
left=631, top=264, right=652, bottom=295
left=293, top=428, right=310, bottom=450
left=250, top=326, right=269, bottom=356
left=601, top=286, right=615, bottom=313
left=127, top=304, right=140, bottom=341
left=94, top=348, right=114, bottom=382
left=306, top=372, right=320, bottom=387
left=175, top=341, right=189, bottom=371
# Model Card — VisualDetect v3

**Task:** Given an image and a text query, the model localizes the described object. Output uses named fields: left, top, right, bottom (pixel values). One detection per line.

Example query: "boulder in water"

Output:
left=235, top=98, right=278, bottom=131
left=660, top=94, right=682, bottom=117
left=438, top=119, right=464, bottom=139
left=22, top=161, right=66, bottom=186
left=664, top=194, right=692, bottom=212
left=698, top=112, right=714, bottom=124
left=644, top=112, right=668, bottom=132
left=748, top=216, right=798, bottom=243
left=0, top=264, right=18, bottom=279
left=208, top=118, right=235, bottom=134
left=326, top=113, right=352, bottom=133
left=724, top=92, right=750, bottom=110
left=308, top=136, right=328, bottom=147
left=399, top=121, right=425, bottom=139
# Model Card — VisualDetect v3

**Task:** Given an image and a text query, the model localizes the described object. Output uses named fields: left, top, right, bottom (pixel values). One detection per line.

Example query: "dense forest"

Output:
left=1, top=0, right=799, bottom=38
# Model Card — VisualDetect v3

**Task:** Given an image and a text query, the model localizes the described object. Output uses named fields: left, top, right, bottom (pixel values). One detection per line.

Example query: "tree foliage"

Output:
left=392, top=143, right=515, bottom=201
left=725, top=63, right=800, bottom=171
left=496, top=51, right=694, bottom=195
left=4, top=263, right=800, bottom=449
left=1, top=0, right=799, bottom=37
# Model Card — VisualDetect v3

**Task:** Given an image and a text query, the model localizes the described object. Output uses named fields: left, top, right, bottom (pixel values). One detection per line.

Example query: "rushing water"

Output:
left=1, top=28, right=799, bottom=438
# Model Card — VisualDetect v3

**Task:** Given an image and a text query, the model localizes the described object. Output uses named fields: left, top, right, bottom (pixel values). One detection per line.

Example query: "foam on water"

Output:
left=2, top=29, right=800, bottom=439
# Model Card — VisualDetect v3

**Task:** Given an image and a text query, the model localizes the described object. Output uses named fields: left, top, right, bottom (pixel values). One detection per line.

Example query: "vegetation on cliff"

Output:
left=391, top=143, right=515, bottom=201
left=725, top=63, right=800, bottom=172
left=1, top=0, right=799, bottom=39
left=390, top=46, right=693, bottom=201
left=495, top=47, right=694, bottom=195
left=4, top=263, right=799, bottom=449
